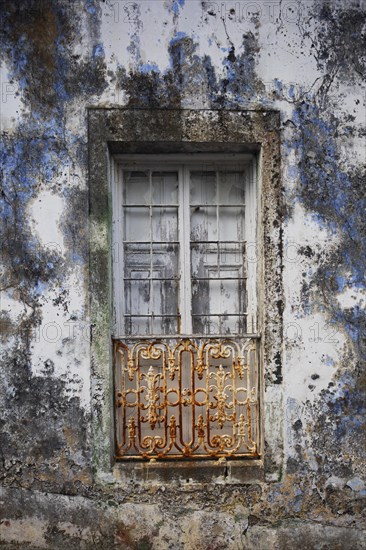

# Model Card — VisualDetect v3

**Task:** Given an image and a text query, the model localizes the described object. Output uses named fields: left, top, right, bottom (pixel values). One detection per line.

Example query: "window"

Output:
left=112, top=154, right=260, bottom=461
left=89, top=109, right=282, bottom=479
left=112, top=155, right=257, bottom=337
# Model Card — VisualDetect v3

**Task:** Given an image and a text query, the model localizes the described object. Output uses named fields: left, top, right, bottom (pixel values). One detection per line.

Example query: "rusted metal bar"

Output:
left=114, top=337, right=260, bottom=460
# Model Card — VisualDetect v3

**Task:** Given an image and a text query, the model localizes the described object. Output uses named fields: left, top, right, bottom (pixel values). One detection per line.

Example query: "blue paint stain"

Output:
left=127, top=33, right=142, bottom=64
left=35, top=281, right=48, bottom=293
left=322, top=355, right=335, bottom=367
left=171, top=0, right=185, bottom=14
left=336, top=275, right=347, bottom=291
left=0, top=4, right=105, bottom=304
left=93, top=44, right=105, bottom=59
left=138, top=62, right=160, bottom=74
left=290, top=100, right=366, bottom=358
left=169, top=31, right=188, bottom=45
left=288, top=84, right=296, bottom=99
left=85, top=0, right=96, bottom=15
left=287, top=165, right=298, bottom=180
left=274, top=78, right=283, bottom=93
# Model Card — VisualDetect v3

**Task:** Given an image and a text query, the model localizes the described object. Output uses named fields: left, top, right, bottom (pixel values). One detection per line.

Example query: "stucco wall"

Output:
left=0, top=0, right=365, bottom=548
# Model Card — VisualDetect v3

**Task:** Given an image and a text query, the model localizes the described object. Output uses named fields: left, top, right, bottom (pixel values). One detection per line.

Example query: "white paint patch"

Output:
left=30, top=266, right=90, bottom=409
left=0, top=292, right=31, bottom=321
left=29, top=191, right=65, bottom=254
left=257, top=7, right=320, bottom=93
left=284, top=311, right=344, bottom=403
left=0, top=62, right=25, bottom=132
left=337, top=286, right=366, bottom=309
left=283, top=203, right=345, bottom=403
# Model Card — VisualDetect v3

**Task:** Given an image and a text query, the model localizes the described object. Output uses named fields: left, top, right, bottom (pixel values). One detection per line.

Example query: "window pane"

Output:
left=152, top=280, right=179, bottom=316
left=191, top=243, right=217, bottom=278
left=152, top=207, right=178, bottom=241
left=191, top=257, right=247, bottom=335
left=123, top=242, right=179, bottom=336
left=126, top=316, right=150, bottom=336
left=124, top=243, right=150, bottom=278
left=123, top=171, right=150, bottom=204
left=152, top=172, right=178, bottom=204
left=190, top=206, right=217, bottom=241
left=123, top=207, right=150, bottom=241
left=190, top=171, right=216, bottom=205
left=151, top=316, right=179, bottom=335
left=124, top=279, right=150, bottom=315
left=219, top=206, right=245, bottom=241
left=217, top=277, right=243, bottom=315
left=221, top=315, right=245, bottom=335
left=219, top=243, right=246, bottom=275
left=192, top=313, right=220, bottom=335
left=218, top=171, right=245, bottom=204
left=152, top=244, right=179, bottom=279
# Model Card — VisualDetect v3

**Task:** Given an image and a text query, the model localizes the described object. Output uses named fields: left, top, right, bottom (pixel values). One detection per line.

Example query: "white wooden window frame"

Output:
left=111, top=153, right=258, bottom=339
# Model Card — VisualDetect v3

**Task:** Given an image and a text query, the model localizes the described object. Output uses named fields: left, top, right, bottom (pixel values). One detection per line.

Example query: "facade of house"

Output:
left=0, top=0, right=365, bottom=548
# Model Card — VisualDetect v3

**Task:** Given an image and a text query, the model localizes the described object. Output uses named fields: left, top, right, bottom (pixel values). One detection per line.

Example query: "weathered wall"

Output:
left=0, top=0, right=365, bottom=548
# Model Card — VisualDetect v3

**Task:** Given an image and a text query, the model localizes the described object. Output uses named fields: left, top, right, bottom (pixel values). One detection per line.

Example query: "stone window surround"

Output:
left=88, top=108, right=283, bottom=485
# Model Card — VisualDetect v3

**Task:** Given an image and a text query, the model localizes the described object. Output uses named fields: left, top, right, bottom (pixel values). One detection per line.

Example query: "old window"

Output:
left=89, top=109, right=282, bottom=480
left=112, top=154, right=260, bottom=461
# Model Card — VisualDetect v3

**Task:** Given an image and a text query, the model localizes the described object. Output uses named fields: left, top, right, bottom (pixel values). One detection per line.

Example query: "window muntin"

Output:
left=113, top=156, right=257, bottom=338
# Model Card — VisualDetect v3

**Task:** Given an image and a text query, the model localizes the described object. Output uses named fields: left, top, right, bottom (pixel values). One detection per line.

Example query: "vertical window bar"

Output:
left=181, top=166, right=192, bottom=334
left=149, top=170, right=153, bottom=334
left=216, top=170, right=221, bottom=335
left=244, top=161, right=256, bottom=334
left=113, top=163, right=124, bottom=337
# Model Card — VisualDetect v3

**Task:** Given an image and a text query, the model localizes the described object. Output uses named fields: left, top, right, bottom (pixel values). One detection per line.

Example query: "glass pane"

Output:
left=191, top=275, right=246, bottom=335
left=123, top=171, right=150, bottom=204
left=152, top=244, right=179, bottom=279
left=217, top=278, right=241, bottom=314
left=191, top=279, right=210, bottom=316
left=124, top=279, right=150, bottom=315
left=127, top=316, right=150, bottom=336
left=190, top=171, right=216, bottom=205
left=192, top=314, right=220, bottom=335
left=152, top=207, right=178, bottom=241
left=124, top=243, right=150, bottom=278
left=124, top=207, right=150, bottom=241
left=219, top=243, right=245, bottom=276
left=219, top=171, right=245, bottom=204
left=152, top=280, right=179, bottom=316
left=190, top=206, right=217, bottom=241
left=152, top=172, right=178, bottom=204
left=221, top=315, right=245, bottom=335
left=219, top=206, right=245, bottom=241
left=151, top=316, right=178, bottom=335
left=191, top=243, right=217, bottom=278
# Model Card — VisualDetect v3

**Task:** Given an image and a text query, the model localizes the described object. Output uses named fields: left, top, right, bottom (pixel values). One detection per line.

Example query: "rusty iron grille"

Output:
left=114, top=336, right=260, bottom=460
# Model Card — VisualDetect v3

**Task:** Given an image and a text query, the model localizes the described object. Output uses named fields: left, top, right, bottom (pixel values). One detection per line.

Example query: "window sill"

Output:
left=112, top=458, right=264, bottom=485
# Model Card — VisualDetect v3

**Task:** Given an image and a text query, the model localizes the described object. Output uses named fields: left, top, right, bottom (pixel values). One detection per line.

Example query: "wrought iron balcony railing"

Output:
left=114, top=336, right=260, bottom=460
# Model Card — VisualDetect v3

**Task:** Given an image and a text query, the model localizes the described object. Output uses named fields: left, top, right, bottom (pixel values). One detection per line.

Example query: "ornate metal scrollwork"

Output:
left=114, top=337, right=260, bottom=460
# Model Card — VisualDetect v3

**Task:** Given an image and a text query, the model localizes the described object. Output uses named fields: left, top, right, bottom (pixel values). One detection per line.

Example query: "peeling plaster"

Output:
left=29, top=191, right=65, bottom=252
